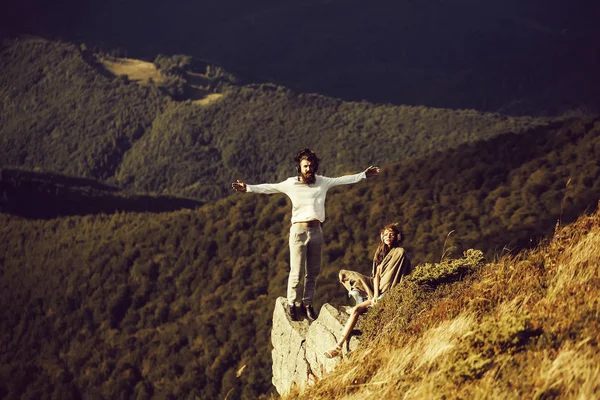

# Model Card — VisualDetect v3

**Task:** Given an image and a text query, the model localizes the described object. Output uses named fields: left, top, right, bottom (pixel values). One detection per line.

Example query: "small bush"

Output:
left=409, top=249, right=485, bottom=287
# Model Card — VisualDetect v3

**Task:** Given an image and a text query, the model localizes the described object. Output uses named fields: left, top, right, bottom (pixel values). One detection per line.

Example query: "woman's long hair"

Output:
left=372, top=223, right=403, bottom=274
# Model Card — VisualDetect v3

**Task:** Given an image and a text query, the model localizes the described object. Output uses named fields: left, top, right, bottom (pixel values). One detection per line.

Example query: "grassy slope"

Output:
left=0, top=116, right=598, bottom=399
left=1, top=38, right=550, bottom=204
left=293, top=204, right=600, bottom=399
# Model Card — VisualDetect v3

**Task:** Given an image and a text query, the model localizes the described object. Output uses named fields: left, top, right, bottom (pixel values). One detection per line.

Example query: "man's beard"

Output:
left=301, top=172, right=316, bottom=184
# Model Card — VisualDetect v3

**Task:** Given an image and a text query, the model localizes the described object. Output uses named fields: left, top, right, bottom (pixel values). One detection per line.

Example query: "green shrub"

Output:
left=409, top=249, right=485, bottom=287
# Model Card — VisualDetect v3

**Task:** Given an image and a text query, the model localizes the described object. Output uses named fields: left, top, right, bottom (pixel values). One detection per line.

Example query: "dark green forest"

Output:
left=1, top=115, right=599, bottom=399
left=0, top=168, right=203, bottom=218
left=1, top=38, right=550, bottom=205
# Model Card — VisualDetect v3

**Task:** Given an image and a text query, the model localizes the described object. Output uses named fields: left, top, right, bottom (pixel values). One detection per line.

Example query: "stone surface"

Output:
left=271, top=297, right=361, bottom=395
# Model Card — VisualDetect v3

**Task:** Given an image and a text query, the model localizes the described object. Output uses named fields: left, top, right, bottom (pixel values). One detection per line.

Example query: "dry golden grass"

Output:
left=532, top=339, right=600, bottom=399
left=288, top=205, right=600, bottom=399
left=100, top=57, right=167, bottom=85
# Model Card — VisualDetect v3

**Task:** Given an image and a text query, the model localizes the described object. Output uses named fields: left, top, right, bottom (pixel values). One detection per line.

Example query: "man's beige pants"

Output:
left=288, top=224, right=323, bottom=306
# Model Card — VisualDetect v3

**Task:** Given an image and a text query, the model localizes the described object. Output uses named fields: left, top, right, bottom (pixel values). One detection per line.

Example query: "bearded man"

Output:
left=232, top=148, right=379, bottom=322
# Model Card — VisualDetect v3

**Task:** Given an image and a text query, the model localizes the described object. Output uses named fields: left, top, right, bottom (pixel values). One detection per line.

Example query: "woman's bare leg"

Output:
left=335, top=299, right=373, bottom=348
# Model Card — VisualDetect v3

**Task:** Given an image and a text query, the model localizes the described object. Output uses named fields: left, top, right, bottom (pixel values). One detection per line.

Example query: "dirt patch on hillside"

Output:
left=192, top=93, right=224, bottom=107
left=100, top=57, right=226, bottom=106
left=100, top=57, right=166, bottom=85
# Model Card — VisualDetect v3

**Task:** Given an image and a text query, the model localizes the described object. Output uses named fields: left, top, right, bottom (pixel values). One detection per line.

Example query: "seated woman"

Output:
left=324, top=223, right=412, bottom=358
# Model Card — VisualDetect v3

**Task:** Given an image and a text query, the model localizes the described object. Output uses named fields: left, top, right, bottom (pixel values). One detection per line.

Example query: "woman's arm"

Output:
left=372, top=264, right=382, bottom=303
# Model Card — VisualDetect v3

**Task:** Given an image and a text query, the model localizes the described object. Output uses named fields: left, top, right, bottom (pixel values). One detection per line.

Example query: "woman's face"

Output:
left=382, top=229, right=397, bottom=246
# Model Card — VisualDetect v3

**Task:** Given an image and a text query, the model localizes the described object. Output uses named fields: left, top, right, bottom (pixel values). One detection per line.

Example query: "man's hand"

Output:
left=232, top=180, right=247, bottom=192
left=365, top=166, right=380, bottom=178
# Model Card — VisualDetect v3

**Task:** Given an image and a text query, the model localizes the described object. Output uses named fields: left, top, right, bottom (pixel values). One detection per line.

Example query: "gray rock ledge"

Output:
left=271, top=297, right=360, bottom=395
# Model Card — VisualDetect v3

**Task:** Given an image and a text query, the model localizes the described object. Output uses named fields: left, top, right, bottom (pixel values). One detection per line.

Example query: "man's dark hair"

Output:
left=294, top=148, right=320, bottom=173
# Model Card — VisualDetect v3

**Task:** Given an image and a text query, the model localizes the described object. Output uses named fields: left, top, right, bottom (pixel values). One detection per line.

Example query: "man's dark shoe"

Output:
left=304, top=304, right=317, bottom=322
left=287, top=304, right=297, bottom=321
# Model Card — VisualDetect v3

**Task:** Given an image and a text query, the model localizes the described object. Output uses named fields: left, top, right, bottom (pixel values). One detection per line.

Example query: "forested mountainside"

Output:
left=1, top=115, right=598, bottom=399
left=0, top=39, right=168, bottom=180
left=1, top=38, right=550, bottom=204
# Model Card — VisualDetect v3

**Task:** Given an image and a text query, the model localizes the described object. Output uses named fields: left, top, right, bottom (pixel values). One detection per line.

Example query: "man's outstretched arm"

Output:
left=324, top=165, right=380, bottom=188
left=231, top=179, right=287, bottom=194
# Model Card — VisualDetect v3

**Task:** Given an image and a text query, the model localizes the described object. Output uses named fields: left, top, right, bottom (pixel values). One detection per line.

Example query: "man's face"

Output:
left=299, top=159, right=316, bottom=184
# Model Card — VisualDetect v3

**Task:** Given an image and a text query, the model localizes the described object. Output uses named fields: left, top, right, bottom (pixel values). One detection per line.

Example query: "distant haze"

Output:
left=2, top=0, right=599, bottom=115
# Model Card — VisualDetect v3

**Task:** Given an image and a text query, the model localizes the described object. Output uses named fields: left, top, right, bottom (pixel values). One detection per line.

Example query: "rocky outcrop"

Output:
left=271, top=297, right=360, bottom=395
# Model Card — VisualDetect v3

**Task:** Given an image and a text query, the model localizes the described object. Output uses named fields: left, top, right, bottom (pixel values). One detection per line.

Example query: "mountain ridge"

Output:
left=1, top=38, right=553, bottom=204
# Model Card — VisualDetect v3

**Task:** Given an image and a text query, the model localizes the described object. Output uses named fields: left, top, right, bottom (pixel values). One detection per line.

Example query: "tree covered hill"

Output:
left=1, top=38, right=551, bottom=204
left=1, top=115, right=598, bottom=399
left=0, top=38, right=168, bottom=181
